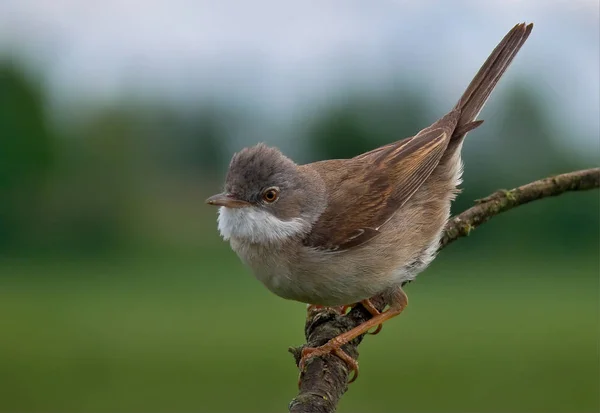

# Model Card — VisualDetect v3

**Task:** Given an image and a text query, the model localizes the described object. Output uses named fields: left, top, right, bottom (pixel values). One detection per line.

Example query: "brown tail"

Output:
left=452, top=22, right=534, bottom=140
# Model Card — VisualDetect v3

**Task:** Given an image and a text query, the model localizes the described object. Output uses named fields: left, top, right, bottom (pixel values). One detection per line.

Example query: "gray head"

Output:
left=206, top=144, right=323, bottom=244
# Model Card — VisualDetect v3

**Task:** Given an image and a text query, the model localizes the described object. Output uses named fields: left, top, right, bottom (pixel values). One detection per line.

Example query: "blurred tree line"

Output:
left=0, top=58, right=597, bottom=256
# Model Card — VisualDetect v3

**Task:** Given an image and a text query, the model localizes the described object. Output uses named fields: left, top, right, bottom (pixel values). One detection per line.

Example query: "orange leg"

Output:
left=306, top=304, right=323, bottom=312
left=360, top=299, right=384, bottom=335
left=300, top=288, right=408, bottom=384
left=307, top=304, right=351, bottom=314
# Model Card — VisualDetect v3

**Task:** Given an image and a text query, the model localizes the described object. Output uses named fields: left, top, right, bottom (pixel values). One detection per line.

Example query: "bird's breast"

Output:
left=228, top=237, right=404, bottom=306
left=229, top=238, right=306, bottom=301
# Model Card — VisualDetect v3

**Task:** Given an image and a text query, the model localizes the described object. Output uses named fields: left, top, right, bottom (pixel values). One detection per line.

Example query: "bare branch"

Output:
left=441, top=168, right=600, bottom=248
left=288, top=168, right=600, bottom=413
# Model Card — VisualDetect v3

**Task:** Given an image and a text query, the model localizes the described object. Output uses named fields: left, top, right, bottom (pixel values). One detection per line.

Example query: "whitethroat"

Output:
left=207, top=22, right=533, bottom=382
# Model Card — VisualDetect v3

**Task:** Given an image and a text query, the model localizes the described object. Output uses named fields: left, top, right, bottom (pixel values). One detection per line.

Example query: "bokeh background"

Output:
left=0, top=1, right=598, bottom=412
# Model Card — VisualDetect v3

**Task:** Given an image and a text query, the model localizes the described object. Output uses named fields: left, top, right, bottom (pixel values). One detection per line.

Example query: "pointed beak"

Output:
left=205, top=193, right=251, bottom=208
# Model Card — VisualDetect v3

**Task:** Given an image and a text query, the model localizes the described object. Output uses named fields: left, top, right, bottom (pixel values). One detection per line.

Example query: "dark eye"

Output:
left=262, top=187, right=279, bottom=203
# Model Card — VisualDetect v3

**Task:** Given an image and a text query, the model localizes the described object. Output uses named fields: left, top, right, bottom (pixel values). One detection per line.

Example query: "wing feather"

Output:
left=303, top=126, right=452, bottom=252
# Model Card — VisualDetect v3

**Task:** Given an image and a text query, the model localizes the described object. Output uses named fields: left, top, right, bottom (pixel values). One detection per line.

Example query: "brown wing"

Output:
left=303, top=124, right=453, bottom=252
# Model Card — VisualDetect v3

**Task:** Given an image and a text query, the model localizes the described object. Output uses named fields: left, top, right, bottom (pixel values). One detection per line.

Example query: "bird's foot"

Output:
left=306, top=304, right=350, bottom=314
left=298, top=288, right=408, bottom=387
left=360, top=299, right=384, bottom=335
left=299, top=341, right=359, bottom=386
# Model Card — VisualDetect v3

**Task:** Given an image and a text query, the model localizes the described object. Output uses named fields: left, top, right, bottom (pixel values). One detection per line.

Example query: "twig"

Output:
left=288, top=167, right=600, bottom=413
left=440, top=168, right=600, bottom=248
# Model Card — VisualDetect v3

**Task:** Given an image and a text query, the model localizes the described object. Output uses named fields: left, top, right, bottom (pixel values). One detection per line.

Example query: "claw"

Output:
left=368, top=323, right=383, bottom=335
left=332, top=348, right=359, bottom=383
left=307, top=304, right=350, bottom=314
left=299, top=289, right=408, bottom=388
left=306, top=304, right=324, bottom=312
left=360, top=299, right=384, bottom=335
left=298, top=344, right=359, bottom=388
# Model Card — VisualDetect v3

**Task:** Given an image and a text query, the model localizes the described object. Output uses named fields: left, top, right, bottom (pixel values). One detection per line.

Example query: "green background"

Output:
left=0, top=14, right=598, bottom=413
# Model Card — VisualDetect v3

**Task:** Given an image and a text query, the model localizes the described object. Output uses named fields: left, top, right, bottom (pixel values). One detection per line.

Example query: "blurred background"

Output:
left=0, top=1, right=598, bottom=412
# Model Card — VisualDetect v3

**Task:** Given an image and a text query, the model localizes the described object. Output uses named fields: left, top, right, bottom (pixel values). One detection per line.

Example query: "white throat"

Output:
left=217, top=207, right=309, bottom=244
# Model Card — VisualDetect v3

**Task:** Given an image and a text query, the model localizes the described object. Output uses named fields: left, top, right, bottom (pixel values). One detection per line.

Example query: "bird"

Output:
left=206, top=22, right=533, bottom=381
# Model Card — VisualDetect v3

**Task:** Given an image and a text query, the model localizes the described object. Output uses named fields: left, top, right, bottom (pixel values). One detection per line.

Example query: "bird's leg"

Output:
left=306, top=304, right=323, bottom=312
left=306, top=304, right=350, bottom=314
left=300, top=288, right=408, bottom=383
left=360, top=299, right=384, bottom=335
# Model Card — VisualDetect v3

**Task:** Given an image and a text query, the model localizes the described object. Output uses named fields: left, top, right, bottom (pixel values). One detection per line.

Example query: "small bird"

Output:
left=207, top=22, right=533, bottom=380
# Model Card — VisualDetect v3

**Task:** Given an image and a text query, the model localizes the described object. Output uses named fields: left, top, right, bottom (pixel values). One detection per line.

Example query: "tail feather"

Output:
left=453, top=22, right=534, bottom=139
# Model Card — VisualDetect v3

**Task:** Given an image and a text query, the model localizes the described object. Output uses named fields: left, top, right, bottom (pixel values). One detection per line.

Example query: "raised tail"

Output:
left=452, top=22, right=533, bottom=139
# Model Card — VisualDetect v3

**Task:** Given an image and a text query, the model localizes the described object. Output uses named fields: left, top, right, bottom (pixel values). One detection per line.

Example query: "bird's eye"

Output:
left=262, top=187, right=279, bottom=203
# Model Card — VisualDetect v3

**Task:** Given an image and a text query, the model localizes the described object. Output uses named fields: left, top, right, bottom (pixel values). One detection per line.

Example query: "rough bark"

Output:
left=288, top=167, right=600, bottom=413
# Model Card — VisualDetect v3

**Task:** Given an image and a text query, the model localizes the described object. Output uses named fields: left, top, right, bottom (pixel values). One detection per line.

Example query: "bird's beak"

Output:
left=205, top=193, right=250, bottom=208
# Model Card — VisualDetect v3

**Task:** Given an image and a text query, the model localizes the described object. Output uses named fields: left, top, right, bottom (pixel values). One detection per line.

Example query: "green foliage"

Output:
left=0, top=61, right=55, bottom=249
left=140, top=106, right=232, bottom=175
left=306, top=89, right=433, bottom=160
left=1, top=60, right=596, bottom=254
left=51, top=109, right=138, bottom=251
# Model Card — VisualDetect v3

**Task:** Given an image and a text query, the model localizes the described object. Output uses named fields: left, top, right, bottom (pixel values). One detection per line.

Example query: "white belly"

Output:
left=229, top=237, right=425, bottom=306
left=229, top=238, right=312, bottom=302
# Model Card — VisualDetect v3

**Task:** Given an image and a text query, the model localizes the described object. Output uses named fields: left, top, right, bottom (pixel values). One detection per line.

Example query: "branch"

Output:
left=288, top=167, right=599, bottom=413
left=440, top=168, right=600, bottom=248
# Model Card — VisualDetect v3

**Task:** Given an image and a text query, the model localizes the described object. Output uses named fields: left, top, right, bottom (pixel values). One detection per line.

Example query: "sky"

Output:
left=0, top=0, right=598, bottom=153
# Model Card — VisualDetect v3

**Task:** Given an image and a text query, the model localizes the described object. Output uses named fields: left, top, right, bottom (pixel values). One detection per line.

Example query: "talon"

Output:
left=299, top=289, right=409, bottom=388
left=368, top=324, right=383, bottom=335
left=298, top=344, right=359, bottom=386
left=297, top=347, right=319, bottom=389
left=307, top=304, right=348, bottom=314
left=306, top=304, right=324, bottom=312
left=360, top=299, right=384, bottom=335
left=298, top=347, right=316, bottom=372
left=332, top=348, right=359, bottom=383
